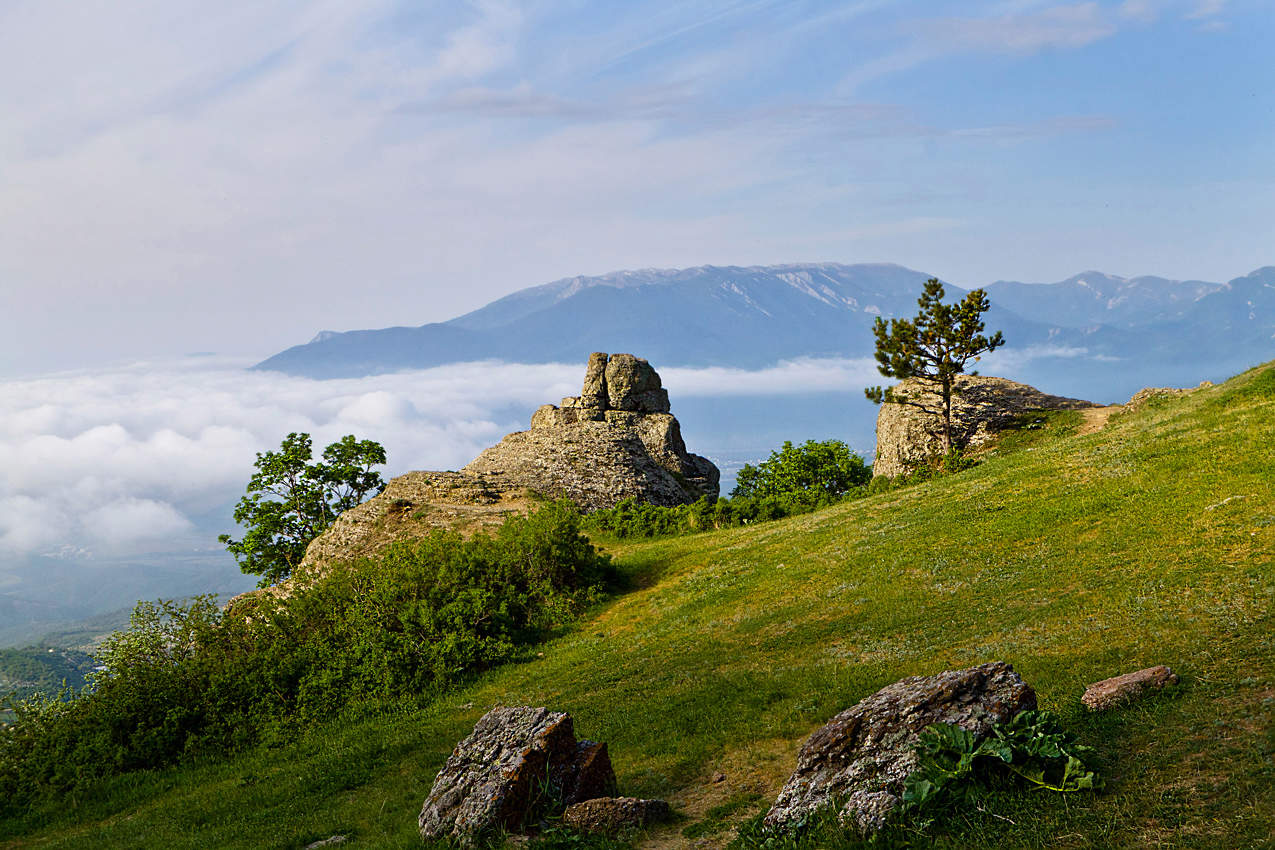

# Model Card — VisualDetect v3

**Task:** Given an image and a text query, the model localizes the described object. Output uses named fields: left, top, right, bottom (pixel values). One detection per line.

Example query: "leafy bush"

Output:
left=582, top=439, right=874, bottom=541
left=0, top=501, right=611, bottom=811
left=903, top=710, right=1101, bottom=813
left=732, top=440, right=871, bottom=500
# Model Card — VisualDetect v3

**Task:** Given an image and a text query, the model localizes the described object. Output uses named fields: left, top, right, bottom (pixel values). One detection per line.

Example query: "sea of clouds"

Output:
left=0, top=343, right=1105, bottom=567
left=0, top=356, right=901, bottom=563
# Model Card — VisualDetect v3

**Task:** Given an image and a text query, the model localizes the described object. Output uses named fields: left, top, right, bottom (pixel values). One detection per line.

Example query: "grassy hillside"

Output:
left=4, top=365, right=1274, bottom=849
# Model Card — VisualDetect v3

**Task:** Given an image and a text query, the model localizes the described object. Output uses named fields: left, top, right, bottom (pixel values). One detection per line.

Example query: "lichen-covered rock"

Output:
left=418, top=706, right=617, bottom=843
left=763, top=662, right=1036, bottom=835
left=561, top=797, right=671, bottom=834
left=873, top=375, right=1098, bottom=477
left=604, top=353, right=670, bottom=413
left=1082, top=665, right=1179, bottom=711
left=463, top=353, right=716, bottom=510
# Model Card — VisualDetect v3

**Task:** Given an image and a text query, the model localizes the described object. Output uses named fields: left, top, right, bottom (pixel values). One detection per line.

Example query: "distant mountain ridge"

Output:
left=253, top=262, right=1275, bottom=403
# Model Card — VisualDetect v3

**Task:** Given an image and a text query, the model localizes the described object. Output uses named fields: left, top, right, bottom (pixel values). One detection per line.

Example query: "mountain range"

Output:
left=254, top=263, right=1275, bottom=401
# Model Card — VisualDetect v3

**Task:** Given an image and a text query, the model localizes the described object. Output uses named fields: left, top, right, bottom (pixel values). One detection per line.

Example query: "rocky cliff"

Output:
left=292, top=354, right=717, bottom=577
left=872, top=375, right=1098, bottom=478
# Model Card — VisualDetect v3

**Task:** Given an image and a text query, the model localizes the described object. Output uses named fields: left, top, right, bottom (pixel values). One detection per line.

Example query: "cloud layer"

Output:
left=0, top=356, right=898, bottom=559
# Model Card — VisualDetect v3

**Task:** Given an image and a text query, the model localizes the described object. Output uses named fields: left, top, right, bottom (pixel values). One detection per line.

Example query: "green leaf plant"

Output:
left=902, top=710, right=1102, bottom=813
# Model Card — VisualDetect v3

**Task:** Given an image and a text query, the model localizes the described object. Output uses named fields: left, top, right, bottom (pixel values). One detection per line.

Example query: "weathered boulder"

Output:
left=873, top=375, right=1098, bottom=477
left=763, top=662, right=1036, bottom=835
left=1082, top=665, right=1179, bottom=712
left=463, top=353, right=717, bottom=510
left=562, top=797, right=672, bottom=835
left=418, top=706, right=617, bottom=843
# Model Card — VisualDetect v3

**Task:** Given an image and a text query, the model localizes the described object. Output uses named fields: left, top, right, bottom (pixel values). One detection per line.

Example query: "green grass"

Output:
left=5, top=365, right=1275, bottom=849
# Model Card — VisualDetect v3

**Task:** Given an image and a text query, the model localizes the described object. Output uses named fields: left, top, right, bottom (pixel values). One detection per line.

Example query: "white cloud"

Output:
left=0, top=356, right=892, bottom=559
left=920, top=3, right=1117, bottom=54
left=1184, top=0, right=1225, bottom=19
left=0, top=351, right=1097, bottom=559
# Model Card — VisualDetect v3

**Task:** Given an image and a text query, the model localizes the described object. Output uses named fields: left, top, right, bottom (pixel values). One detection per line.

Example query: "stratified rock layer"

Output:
left=763, top=662, right=1036, bottom=835
left=418, top=706, right=617, bottom=843
left=873, top=375, right=1098, bottom=477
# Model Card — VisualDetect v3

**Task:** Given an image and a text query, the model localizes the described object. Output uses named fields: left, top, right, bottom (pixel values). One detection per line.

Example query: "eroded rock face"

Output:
left=464, top=353, right=717, bottom=511
left=763, top=661, right=1036, bottom=835
left=418, top=706, right=617, bottom=843
left=873, top=375, right=1098, bottom=478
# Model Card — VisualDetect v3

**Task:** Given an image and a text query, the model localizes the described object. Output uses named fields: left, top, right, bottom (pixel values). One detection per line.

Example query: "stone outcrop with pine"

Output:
left=872, top=374, right=1097, bottom=477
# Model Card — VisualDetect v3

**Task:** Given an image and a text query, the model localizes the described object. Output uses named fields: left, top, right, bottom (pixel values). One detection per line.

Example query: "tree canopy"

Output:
left=865, top=278, right=1005, bottom=456
left=219, top=432, right=387, bottom=586
left=731, top=439, right=871, bottom=501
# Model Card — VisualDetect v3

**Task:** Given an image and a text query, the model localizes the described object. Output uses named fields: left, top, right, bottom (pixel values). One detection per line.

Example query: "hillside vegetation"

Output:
left=4, top=365, right=1274, bottom=848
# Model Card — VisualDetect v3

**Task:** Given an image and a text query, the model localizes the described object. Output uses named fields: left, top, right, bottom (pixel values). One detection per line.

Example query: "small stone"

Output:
left=303, top=836, right=348, bottom=849
left=562, top=797, right=671, bottom=834
left=1082, top=665, right=1180, bottom=711
left=712, top=772, right=726, bottom=783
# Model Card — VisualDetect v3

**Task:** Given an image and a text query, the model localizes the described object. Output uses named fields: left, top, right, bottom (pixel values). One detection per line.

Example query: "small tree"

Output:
left=731, top=439, right=871, bottom=501
left=865, top=278, right=1004, bottom=456
left=219, top=432, right=387, bottom=586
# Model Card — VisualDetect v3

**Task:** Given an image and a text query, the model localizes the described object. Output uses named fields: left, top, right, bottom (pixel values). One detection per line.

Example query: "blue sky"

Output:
left=1, top=0, right=1271, bottom=375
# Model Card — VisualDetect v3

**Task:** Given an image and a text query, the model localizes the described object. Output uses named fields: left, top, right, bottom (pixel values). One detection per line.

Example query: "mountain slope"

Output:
left=253, top=263, right=1118, bottom=377
left=11, top=361, right=1274, bottom=848
left=984, top=271, right=1224, bottom=328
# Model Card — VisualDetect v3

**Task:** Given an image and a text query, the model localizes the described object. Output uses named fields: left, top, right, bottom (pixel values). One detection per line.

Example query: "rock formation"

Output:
left=464, top=353, right=717, bottom=511
left=763, top=661, right=1036, bottom=835
left=418, top=706, right=617, bottom=843
left=872, top=374, right=1098, bottom=478
left=290, top=353, right=717, bottom=577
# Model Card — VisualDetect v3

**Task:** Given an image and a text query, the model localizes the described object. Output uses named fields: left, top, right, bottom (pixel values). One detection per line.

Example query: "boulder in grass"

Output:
left=562, top=797, right=672, bottom=834
left=418, top=706, right=617, bottom=843
left=763, top=661, right=1036, bottom=835
left=1082, top=665, right=1179, bottom=712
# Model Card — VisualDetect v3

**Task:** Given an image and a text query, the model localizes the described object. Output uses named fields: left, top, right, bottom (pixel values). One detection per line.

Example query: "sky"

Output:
left=2, top=0, right=1272, bottom=377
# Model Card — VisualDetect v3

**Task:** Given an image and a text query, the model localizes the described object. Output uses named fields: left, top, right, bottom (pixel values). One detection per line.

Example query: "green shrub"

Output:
left=732, top=440, right=871, bottom=500
left=0, top=501, right=611, bottom=812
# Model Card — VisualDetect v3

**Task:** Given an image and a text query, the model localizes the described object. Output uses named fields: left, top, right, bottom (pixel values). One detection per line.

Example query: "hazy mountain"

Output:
left=251, top=261, right=1275, bottom=417
left=254, top=263, right=1127, bottom=378
left=984, top=271, right=1224, bottom=329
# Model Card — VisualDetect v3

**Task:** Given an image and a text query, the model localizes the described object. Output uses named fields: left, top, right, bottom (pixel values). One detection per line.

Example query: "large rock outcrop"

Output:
left=290, top=353, right=717, bottom=577
left=464, top=353, right=717, bottom=511
left=418, top=706, right=617, bottom=843
left=763, top=662, right=1036, bottom=835
left=872, top=375, right=1098, bottom=477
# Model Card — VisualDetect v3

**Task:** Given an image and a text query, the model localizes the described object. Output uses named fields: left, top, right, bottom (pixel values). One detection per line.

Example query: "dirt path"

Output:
left=1076, top=404, right=1122, bottom=436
